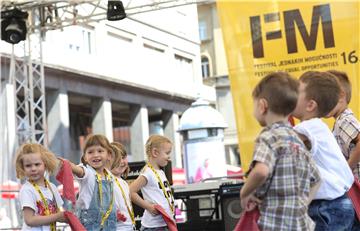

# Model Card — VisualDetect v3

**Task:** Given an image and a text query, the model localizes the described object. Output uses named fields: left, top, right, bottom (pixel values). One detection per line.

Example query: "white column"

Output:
left=130, top=105, right=149, bottom=161
left=92, top=98, right=113, bottom=142
left=47, top=89, right=71, bottom=160
left=163, top=111, right=182, bottom=168
left=1, top=84, right=17, bottom=181
left=1, top=83, right=19, bottom=231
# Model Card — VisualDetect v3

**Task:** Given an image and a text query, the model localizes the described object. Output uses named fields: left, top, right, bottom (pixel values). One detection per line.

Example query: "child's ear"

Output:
left=339, top=90, right=347, bottom=102
left=151, top=148, right=158, bottom=158
left=259, top=98, right=268, bottom=114
left=307, top=99, right=318, bottom=112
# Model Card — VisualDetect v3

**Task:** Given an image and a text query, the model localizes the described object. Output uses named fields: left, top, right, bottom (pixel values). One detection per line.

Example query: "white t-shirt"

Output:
left=294, top=118, right=354, bottom=200
left=140, top=167, right=175, bottom=228
left=19, top=181, right=63, bottom=231
left=74, top=164, right=97, bottom=209
left=114, top=177, right=133, bottom=231
left=75, top=165, right=115, bottom=210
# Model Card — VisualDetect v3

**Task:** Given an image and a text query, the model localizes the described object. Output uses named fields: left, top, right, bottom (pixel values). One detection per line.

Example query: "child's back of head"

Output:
left=299, top=71, right=340, bottom=117
left=327, top=70, right=352, bottom=104
left=252, top=71, right=299, bottom=116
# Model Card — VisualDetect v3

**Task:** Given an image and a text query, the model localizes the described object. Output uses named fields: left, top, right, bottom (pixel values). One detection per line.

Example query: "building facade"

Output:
left=0, top=3, right=216, bottom=176
left=197, top=2, right=240, bottom=166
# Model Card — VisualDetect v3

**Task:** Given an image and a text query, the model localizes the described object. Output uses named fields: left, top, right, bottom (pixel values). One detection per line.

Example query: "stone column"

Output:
left=129, top=105, right=149, bottom=161
left=92, top=98, right=113, bottom=142
left=163, top=110, right=182, bottom=168
left=1, top=84, right=17, bottom=180
left=46, top=89, right=72, bottom=161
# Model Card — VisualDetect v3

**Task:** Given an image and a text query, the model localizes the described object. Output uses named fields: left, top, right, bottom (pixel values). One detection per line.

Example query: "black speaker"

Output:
left=127, top=161, right=172, bottom=185
left=220, top=183, right=243, bottom=231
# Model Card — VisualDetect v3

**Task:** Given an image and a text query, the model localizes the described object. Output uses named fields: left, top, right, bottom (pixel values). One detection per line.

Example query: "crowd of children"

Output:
left=14, top=69, right=360, bottom=231
left=16, top=134, right=175, bottom=231
left=241, top=70, right=360, bottom=231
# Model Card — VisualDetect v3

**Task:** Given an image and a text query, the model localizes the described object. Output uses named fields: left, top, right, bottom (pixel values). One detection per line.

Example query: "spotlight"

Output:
left=107, top=0, right=126, bottom=21
left=1, top=8, right=28, bottom=44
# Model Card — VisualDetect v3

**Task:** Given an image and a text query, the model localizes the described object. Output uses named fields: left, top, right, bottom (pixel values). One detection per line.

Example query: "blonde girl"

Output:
left=66, top=134, right=116, bottom=230
left=130, top=135, right=175, bottom=231
left=15, top=143, right=66, bottom=231
left=110, top=142, right=135, bottom=231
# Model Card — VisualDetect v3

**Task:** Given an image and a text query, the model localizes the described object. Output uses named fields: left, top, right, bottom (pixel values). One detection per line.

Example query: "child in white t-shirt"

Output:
left=15, top=143, right=67, bottom=231
left=130, top=135, right=175, bottom=231
left=110, top=142, right=135, bottom=231
left=65, top=134, right=116, bottom=231
left=292, top=71, right=354, bottom=230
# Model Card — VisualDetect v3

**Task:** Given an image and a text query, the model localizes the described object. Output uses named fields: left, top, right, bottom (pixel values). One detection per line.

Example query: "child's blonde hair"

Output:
left=15, top=143, right=58, bottom=179
left=111, top=142, right=130, bottom=178
left=145, top=134, right=172, bottom=158
left=81, top=134, right=113, bottom=165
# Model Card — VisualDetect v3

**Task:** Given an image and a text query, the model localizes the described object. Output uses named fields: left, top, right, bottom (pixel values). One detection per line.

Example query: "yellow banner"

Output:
left=217, top=1, right=360, bottom=172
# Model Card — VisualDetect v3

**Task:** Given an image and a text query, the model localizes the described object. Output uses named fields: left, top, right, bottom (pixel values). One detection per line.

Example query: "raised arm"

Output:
left=58, top=158, right=85, bottom=178
left=129, top=175, right=158, bottom=215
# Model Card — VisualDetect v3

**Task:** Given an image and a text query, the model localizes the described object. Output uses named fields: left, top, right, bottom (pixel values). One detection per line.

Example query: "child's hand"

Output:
left=240, top=194, right=261, bottom=211
left=146, top=204, right=159, bottom=216
left=57, top=211, right=68, bottom=223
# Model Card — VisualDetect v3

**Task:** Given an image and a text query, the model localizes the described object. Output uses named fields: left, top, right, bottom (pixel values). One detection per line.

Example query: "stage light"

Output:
left=107, top=0, right=126, bottom=21
left=1, top=8, right=28, bottom=44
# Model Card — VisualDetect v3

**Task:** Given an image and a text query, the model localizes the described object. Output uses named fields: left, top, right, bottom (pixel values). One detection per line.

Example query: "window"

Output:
left=143, top=43, right=165, bottom=53
left=199, top=20, right=208, bottom=41
left=201, top=56, right=210, bottom=78
left=66, top=26, right=94, bottom=55
left=175, top=54, right=193, bottom=79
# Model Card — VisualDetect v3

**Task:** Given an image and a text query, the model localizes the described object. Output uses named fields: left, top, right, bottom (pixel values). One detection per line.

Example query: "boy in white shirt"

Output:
left=293, top=71, right=354, bottom=231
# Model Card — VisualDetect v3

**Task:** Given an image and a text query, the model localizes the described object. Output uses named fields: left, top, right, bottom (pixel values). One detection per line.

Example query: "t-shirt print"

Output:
left=36, top=198, right=57, bottom=215
left=158, top=180, right=174, bottom=207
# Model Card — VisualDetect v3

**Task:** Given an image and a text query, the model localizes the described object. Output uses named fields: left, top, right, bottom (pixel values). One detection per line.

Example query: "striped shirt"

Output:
left=249, top=121, right=320, bottom=231
left=333, top=108, right=360, bottom=178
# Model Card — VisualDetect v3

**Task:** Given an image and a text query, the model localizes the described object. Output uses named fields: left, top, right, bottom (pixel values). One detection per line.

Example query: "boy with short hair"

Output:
left=240, top=72, right=321, bottom=230
left=293, top=71, right=355, bottom=230
left=326, top=70, right=360, bottom=178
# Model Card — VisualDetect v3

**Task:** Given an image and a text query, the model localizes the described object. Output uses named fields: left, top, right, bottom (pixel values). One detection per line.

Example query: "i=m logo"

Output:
left=250, top=4, right=335, bottom=58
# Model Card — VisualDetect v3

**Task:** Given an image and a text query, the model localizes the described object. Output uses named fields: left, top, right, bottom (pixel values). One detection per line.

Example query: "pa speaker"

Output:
left=220, top=183, right=243, bottom=231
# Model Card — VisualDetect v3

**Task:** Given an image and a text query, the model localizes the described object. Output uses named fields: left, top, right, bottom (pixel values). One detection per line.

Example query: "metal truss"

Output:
left=8, top=7, right=47, bottom=145
left=1, top=0, right=213, bottom=32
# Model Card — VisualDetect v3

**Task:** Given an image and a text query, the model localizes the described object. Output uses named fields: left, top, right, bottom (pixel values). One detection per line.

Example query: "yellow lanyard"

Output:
left=31, top=179, right=58, bottom=231
left=95, top=170, right=114, bottom=228
left=114, top=177, right=135, bottom=225
left=147, top=163, right=174, bottom=214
